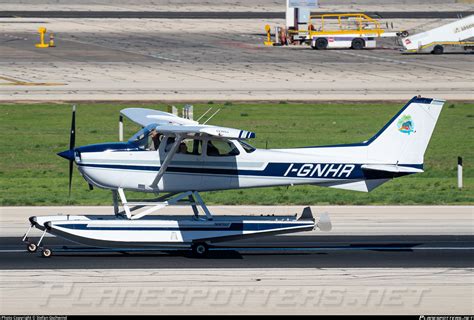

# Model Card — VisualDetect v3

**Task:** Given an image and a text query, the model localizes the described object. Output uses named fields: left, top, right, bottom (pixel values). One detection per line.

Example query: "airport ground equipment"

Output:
left=401, top=15, right=474, bottom=54
left=292, top=13, right=404, bottom=49
left=35, top=27, right=56, bottom=48
left=22, top=96, right=444, bottom=257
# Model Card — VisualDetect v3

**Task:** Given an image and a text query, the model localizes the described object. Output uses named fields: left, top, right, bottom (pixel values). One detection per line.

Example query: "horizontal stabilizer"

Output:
left=323, top=179, right=390, bottom=192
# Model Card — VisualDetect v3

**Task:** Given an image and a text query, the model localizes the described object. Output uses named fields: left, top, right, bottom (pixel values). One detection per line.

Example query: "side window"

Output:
left=239, top=140, right=256, bottom=153
left=207, top=140, right=240, bottom=157
left=180, top=139, right=202, bottom=155
left=165, top=137, right=202, bottom=155
left=164, top=137, right=175, bottom=153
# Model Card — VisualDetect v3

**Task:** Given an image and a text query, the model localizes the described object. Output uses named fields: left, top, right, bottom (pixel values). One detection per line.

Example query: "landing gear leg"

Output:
left=36, top=229, right=47, bottom=248
left=188, top=194, right=200, bottom=219
left=193, top=191, right=213, bottom=221
left=22, top=225, right=32, bottom=243
left=35, top=229, right=53, bottom=257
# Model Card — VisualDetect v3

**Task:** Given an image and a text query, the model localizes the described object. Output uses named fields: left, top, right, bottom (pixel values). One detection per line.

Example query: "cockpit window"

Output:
left=239, top=140, right=256, bottom=153
left=207, top=140, right=240, bottom=157
left=148, top=130, right=163, bottom=151
left=128, top=124, right=159, bottom=150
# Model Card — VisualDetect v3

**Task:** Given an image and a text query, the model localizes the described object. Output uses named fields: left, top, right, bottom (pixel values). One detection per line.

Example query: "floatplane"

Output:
left=23, top=96, right=444, bottom=257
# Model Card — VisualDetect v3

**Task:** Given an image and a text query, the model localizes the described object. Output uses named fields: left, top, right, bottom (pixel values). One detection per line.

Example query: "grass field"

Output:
left=0, top=101, right=472, bottom=206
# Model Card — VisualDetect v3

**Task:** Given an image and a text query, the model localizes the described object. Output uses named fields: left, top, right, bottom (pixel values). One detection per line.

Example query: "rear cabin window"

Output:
left=239, top=140, right=256, bottom=153
left=206, top=140, right=240, bottom=157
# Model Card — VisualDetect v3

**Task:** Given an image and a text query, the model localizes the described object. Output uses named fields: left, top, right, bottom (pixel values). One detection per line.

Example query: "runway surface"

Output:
left=1, top=11, right=473, bottom=19
left=2, top=235, right=473, bottom=269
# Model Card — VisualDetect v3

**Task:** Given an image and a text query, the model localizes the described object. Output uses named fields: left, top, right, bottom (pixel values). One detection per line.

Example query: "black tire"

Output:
left=191, top=243, right=209, bottom=257
left=401, top=31, right=409, bottom=37
left=351, top=38, right=365, bottom=50
left=27, top=243, right=37, bottom=253
left=432, top=45, right=444, bottom=55
left=312, top=38, right=328, bottom=50
left=41, top=248, right=52, bottom=258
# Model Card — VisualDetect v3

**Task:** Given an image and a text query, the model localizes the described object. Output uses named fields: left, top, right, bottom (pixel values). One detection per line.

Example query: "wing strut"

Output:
left=114, top=189, right=214, bottom=220
left=150, top=134, right=183, bottom=189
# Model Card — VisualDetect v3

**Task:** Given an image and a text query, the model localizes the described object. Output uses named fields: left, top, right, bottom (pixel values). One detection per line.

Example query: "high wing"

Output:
left=120, top=108, right=198, bottom=127
left=120, top=107, right=255, bottom=139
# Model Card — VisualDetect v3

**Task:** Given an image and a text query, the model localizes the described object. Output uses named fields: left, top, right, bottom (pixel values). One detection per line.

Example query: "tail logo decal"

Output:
left=397, top=115, right=415, bottom=135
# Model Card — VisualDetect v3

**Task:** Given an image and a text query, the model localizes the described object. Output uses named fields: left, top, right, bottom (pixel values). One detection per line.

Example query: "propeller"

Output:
left=57, top=105, right=76, bottom=197
left=68, top=105, right=76, bottom=196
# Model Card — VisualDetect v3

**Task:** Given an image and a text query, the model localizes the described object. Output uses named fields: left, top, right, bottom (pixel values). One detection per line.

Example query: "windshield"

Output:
left=239, top=140, right=256, bottom=153
left=128, top=124, right=157, bottom=150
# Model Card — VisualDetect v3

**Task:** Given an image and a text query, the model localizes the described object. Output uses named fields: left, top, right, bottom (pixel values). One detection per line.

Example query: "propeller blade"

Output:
left=68, top=159, right=73, bottom=197
left=69, top=105, right=76, bottom=150
left=68, top=105, right=76, bottom=197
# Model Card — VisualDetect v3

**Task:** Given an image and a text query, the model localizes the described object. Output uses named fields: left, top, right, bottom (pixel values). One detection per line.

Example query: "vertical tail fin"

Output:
left=366, top=96, right=444, bottom=165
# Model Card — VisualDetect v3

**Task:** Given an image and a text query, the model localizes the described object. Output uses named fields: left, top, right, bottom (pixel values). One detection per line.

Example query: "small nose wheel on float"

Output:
left=22, top=225, right=39, bottom=252
left=22, top=223, right=48, bottom=254
left=27, top=242, right=38, bottom=253
left=41, top=247, right=53, bottom=258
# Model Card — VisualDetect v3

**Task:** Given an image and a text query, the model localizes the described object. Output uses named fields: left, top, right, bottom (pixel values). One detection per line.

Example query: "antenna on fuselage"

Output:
left=202, top=108, right=221, bottom=125
left=196, top=108, right=213, bottom=122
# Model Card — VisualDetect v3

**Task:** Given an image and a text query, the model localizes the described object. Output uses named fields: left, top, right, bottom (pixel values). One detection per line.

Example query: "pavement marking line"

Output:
left=0, top=75, right=66, bottom=86
left=335, top=50, right=409, bottom=65
left=2, top=33, right=28, bottom=41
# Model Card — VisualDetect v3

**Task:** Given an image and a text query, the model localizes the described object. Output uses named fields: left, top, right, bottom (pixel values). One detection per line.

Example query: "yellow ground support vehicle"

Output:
left=290, top=13, right=404, bottom=50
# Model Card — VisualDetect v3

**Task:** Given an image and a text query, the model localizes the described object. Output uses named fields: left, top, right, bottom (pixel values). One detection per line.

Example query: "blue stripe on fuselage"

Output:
left=78, top=162, right=423, bottom=179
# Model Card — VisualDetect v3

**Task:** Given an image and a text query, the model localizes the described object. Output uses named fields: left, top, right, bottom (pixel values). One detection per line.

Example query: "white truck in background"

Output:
left=401, top=14, right=474, bottom=54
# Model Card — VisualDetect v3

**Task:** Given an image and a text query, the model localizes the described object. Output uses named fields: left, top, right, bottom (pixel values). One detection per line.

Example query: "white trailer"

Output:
left=401, top=15, right=474, bottom=54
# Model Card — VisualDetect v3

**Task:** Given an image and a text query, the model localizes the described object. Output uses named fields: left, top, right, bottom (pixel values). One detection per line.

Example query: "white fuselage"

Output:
left=72, top=96, right=444, bottom=194
left=76, top=136, right=376, bottom=193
